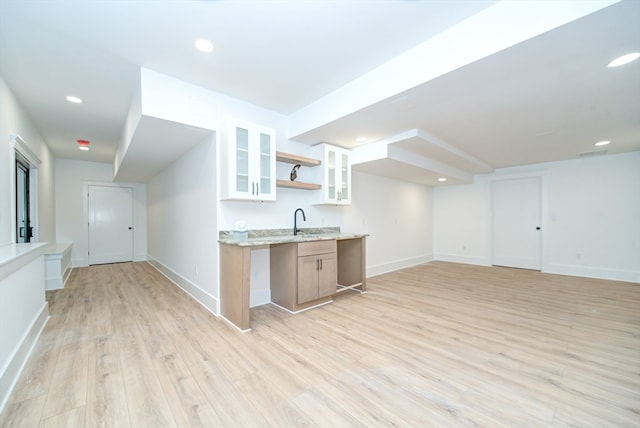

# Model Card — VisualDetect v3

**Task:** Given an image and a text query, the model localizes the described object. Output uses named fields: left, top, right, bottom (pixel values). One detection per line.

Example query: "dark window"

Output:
left=15, top=155, right=32, bottom=243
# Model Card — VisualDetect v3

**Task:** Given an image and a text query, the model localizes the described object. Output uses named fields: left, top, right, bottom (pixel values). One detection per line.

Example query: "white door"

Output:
left=492, top=177, right=542, bottom=270
left=88, top=185, right=133, bottom=265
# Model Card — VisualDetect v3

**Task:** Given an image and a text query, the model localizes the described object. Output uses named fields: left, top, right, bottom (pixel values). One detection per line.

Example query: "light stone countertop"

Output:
left=218, top=227, right=368, bottom=247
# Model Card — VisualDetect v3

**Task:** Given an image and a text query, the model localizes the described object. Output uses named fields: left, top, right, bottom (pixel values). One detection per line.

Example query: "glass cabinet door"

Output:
left=235, top=126, right=250, bottom=194
left=340, top=152, right=349, bottom=201
left=327, top=150, right=336, bottom=201
left=223, top=121, right=276, bottom=201
left=310, top=143, right=351, bottom=205
left=258, top=131, right=272, bottom=197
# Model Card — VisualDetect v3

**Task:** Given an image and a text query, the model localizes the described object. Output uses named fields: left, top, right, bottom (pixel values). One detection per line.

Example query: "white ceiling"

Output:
left=1, top=0, right=638, bottom=184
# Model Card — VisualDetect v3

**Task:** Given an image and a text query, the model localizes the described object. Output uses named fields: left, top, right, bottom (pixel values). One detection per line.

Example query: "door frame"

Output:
left=82, top=181, right=143, bottom=267
left=9, top=134, right=40, bottom=244
left=88, top=184, right=134, bottom=265
left=489, top=172, right=548, bottom=271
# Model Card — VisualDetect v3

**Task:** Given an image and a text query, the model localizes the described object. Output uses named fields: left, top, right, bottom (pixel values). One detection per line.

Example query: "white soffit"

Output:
left=114, top=116, right=214, bottom=183
left=351, top=134, right=475, bottom=185
left=288, top=0, right=619, bottom=141
left=353, top=158, right=466, bottom=186
left=114, top=69, right=217, bottom=182
left=388, top=129, right=492, bottom=174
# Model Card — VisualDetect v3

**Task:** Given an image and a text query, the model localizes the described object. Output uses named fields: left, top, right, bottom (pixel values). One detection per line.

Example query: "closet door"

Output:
left=88, top=185, right=134, bottom=265
left=492, top=177, right=542, bottom=270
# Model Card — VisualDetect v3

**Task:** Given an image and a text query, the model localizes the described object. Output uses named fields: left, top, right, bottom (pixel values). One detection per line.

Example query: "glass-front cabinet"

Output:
left=311, top=143, right=351, bottom=205
left=221, top=120, right=276, bottom=201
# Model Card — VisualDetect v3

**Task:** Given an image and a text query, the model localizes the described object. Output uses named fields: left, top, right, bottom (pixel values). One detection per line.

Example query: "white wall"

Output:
left=0, top=247, right=49, bottom=412
left=544, top=152, right=640, bottom=281
left=0, top=76, right=56, bottom=246
left=147, top=135, right=218, bottom=313
left=434, top=152, right=640, bottom=282
left=0, top=76, right=55, bottom=413
left=433, top=182, right=492, bottom=266
left=345, top=171, right=434, bottom=277
left=55, top=159, right=147, bottom=267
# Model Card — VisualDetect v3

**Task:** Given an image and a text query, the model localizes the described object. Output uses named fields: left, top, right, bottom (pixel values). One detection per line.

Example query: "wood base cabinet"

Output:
left=298, top=249, right=337, bottom=304
left=220, top=235, right=366, bottom=331
left=271, top=240, right=337, bottom=312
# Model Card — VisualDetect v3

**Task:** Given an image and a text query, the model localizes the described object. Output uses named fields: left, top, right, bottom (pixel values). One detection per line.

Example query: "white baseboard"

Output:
left=544, top=263, right=640, bottom=283
left=433, top=255, right=639, bottom=283
left=0, top=302, right=49, bottom=414
left=146, top=257, right=218, bottom=315
left=367, top=253, right=434, bottom=277
left=433, top=253, right=491, bottom=267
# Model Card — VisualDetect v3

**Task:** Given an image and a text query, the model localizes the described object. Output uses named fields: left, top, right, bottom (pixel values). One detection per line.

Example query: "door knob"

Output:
left=536, top=227, right=541, bottom=230
left=128, top=227, right=132, bottom=230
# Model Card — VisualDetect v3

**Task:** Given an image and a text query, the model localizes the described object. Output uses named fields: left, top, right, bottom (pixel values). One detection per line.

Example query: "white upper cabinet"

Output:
left=311, top=143, right=351, bottom=205
left=221, top=120, right=276, bottom=201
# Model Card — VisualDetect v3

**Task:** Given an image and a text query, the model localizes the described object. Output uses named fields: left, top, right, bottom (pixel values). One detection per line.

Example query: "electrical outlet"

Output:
left=194, top=264, right=199, bottom=275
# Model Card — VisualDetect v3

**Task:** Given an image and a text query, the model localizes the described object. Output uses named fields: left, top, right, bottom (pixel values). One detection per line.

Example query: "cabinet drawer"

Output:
left=297, top=240, right=336, bottom=257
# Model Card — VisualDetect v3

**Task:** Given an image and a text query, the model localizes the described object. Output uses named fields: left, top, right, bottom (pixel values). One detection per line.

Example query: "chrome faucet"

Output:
left=294, top=208, right=306, bottom=235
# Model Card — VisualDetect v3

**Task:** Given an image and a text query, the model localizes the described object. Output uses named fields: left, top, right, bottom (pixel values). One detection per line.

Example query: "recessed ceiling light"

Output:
left=195, top=38, right=214, bottom=53
left=66, top=95, right=83, bottom=104
left=437, top=177, right=447, bottom=182
left=595, top=140, right=610, bottom=147
left=607, top=52, right=640, bottom=67
left=356, top=136, right=368, bottom=143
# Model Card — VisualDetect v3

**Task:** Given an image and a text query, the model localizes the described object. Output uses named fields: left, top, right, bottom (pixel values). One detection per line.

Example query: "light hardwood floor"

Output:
left=1, top=261, right=639, bottom=427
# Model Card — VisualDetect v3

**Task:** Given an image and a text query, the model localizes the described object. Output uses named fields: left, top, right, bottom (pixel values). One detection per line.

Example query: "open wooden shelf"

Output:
left=276, top=151, right=321, bottom=167
left=276, top=179, right=321, bottom=190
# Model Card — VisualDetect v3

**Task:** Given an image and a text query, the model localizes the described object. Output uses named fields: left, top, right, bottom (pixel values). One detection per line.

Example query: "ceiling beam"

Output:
left=287, top=0, right=619, bottom=141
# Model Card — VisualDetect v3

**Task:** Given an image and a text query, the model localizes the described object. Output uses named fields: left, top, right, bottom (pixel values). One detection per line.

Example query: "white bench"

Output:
left=44, top=243, right=72, bottom=290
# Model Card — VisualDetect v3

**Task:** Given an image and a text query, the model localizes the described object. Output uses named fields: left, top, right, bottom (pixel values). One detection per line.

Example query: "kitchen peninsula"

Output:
left=219, top=227, right=367, bottom=331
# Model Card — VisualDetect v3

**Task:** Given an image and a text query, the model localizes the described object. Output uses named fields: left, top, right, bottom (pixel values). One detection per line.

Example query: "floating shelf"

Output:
left=276, top=151, right=321, bottom=167
left=276, top=179, right=321, bottom=190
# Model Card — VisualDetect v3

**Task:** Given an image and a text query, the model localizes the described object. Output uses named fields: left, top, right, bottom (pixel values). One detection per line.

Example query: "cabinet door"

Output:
left=326, top=148, right=337, bottom=203
left=317, top=252, right=337, bottom=298
left=255, top=127, right=275, bottom=200
left=338, top=150, right=351, bottom=204
left=311, top=143, right=351, bottom=205
left=224, top=121, right=276, bottom=201
left=234, top=125, right=251, bottom=196
left=297, top=255, right=319, bottom=304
